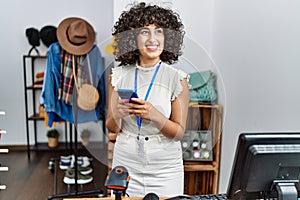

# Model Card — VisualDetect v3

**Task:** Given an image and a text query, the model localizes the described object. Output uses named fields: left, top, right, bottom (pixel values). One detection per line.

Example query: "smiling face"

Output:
left=137, top=24, right=164, bottom=67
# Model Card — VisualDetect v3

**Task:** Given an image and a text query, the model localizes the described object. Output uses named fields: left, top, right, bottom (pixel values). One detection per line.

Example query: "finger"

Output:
left=117, top=103, right=127, bottom=112
left=129, top=109, right=142, bottom=115
left=130, top=98, right=143, bottom=105
left=120, top=98, right=130, bottom=104
left=128, top=102, right=145, bottom=109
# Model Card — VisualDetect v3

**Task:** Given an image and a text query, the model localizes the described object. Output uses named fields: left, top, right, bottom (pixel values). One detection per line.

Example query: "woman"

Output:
left=106, top=2, right=189, bottom=197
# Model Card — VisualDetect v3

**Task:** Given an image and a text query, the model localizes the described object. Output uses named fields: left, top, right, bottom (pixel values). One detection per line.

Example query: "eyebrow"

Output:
left=140, top=27, right=163, bottom=30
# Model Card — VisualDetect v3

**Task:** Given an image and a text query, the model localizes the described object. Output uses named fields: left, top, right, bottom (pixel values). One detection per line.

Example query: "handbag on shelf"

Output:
left=188, top=70, right=217, bottom=104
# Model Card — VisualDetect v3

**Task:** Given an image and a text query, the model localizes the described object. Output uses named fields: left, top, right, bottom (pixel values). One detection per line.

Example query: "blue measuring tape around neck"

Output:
left=134, top=61, right=161, bottom=140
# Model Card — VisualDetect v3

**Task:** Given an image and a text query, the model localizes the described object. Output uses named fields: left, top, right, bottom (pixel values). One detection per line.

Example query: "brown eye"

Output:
left=139, top=29, right=149, bottom=35
left=155, top=28, right=164, bottom=35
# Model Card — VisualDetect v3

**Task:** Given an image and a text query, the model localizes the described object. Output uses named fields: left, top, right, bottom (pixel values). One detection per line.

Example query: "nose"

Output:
left=148, top=30, right=157, bottom=42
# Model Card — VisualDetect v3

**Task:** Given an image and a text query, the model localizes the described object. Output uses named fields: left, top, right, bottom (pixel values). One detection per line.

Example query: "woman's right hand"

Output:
left=115, top=98, right=131, bottom=119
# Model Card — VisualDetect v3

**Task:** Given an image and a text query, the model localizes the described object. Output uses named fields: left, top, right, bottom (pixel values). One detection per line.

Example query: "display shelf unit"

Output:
left=0, top=111, right=8, bottom=191
left=184, top=103, right=222, bottom=195
left=22, top=54, right=69, bottom=159
left=23, top=54, right=47, bottom=155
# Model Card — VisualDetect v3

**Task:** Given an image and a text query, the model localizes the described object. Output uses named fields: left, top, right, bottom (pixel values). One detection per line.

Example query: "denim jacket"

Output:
left=40, top=42, right=106, bottom=126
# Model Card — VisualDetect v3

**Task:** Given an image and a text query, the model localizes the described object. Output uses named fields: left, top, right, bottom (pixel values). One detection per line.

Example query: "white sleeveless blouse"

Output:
left=111, top=62, right=188, bottom=137
left=111, top=62, right=188, bottom=196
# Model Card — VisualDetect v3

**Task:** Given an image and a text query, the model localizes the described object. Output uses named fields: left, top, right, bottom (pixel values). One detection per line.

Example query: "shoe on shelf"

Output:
left=60, top=155, right=92, bottom=163
left=59, top=155, right=92, bottom=170
left=59, top=155, right=73, bottom=170
left=60, top=154, right=73, bottom=161
left=78, top=155, right=93, bottom=162
left=63, top=168, right=93, bottom=184
left=75, top=156, right=91, bottom=168
left=59, top=159, right=71, bottom=170
left=68, top=165, right=93, bottom=175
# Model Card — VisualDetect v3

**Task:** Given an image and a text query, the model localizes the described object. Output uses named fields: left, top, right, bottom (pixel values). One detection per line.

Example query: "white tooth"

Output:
left=147, top=45, right=157, bottom=49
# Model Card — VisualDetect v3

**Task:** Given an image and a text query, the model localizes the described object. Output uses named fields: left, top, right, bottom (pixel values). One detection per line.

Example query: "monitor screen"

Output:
left=227, top=132, right=300, bottom=199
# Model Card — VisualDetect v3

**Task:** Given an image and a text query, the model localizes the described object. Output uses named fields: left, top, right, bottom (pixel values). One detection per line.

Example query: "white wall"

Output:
left=212, top=0, right=300, bottom=192
left=1, top=0, right=300, bottom=194
left=0, top=0, right=113, bottom=144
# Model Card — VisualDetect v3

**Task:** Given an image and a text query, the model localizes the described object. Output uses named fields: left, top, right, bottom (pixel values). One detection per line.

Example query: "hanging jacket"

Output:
left=40, top=42, right=106, bottom=126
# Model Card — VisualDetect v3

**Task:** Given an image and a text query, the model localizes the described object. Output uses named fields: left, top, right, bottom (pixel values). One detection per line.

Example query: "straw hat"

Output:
left=57, top=17, right=95, bottom=55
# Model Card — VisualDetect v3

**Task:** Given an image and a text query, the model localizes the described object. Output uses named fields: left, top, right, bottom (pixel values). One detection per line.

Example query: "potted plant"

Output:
left=46, top=129, right=60, bottom=148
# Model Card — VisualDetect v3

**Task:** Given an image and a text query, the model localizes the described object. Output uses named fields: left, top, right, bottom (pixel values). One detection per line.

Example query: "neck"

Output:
left=139, top=58, right=160, bottom=68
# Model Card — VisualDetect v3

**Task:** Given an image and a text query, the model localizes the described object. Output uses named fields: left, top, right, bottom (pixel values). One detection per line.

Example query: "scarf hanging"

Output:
left=58, top=50, right=87, bottom=104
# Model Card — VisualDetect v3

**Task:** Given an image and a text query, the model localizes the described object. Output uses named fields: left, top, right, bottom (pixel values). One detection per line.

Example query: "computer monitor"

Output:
left=227, top=132, right=300, bottom=200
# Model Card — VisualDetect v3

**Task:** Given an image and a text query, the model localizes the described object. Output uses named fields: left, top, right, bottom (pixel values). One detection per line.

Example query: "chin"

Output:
left=145, top=51, right=162, bottom=59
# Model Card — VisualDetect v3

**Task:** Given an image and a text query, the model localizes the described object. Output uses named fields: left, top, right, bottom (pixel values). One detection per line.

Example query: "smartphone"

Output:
left=118, top=89, right=139, bottom=103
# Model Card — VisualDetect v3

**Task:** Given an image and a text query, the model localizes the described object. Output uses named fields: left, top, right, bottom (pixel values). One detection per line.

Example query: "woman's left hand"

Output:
left=127, top=98, right=154, bottom=120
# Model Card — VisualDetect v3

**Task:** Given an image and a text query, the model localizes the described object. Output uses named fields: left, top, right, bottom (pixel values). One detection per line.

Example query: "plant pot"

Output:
left=81, top=138, right=89, bottom=146
left=80, top=129, right=91, bottom=147
left=48, top=137, right=58, bottom=148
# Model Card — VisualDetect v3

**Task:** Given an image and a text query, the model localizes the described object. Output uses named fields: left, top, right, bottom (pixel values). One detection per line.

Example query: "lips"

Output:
left=146, top=45, right=159, bottom=50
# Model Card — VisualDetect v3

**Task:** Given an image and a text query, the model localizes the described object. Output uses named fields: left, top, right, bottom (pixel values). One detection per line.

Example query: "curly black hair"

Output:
left=112, top=2, right=185, bottom=66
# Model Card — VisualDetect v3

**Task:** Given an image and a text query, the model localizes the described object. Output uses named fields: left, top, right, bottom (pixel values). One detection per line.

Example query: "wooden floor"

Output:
left=0, top=146, right=108, bottom=200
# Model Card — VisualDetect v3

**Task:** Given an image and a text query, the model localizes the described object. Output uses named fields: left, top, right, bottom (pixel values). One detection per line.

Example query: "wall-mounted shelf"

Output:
left=0, top=111, right=8, bottom=191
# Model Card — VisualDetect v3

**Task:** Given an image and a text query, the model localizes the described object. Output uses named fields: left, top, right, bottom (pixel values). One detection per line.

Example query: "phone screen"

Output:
left=118, top=89, right=139, bottom=103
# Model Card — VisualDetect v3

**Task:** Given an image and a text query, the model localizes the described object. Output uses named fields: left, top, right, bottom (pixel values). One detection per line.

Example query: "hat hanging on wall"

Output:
left=25, top=27, right=40, bottom=55
left=57, top=17, right=95, bottom=55
left=40, top=25, right=58, bottom=47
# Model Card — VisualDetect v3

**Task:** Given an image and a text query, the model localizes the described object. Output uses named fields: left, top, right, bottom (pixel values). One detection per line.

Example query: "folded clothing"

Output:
left=35, top=71, right=45, bottom=79
left=34, top=71, right=45, bottom=86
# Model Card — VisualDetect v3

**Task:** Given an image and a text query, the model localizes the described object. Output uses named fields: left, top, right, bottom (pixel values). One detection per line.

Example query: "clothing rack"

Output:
left=47, top=90, right=104, bottom=200
left=47, top=124, right=103, bottom=199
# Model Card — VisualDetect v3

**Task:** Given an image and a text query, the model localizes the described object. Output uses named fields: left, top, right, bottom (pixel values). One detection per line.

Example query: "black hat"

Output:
left=40, top=25, right=58, bottom=47
left=25, top=27, right=40, bottom=47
